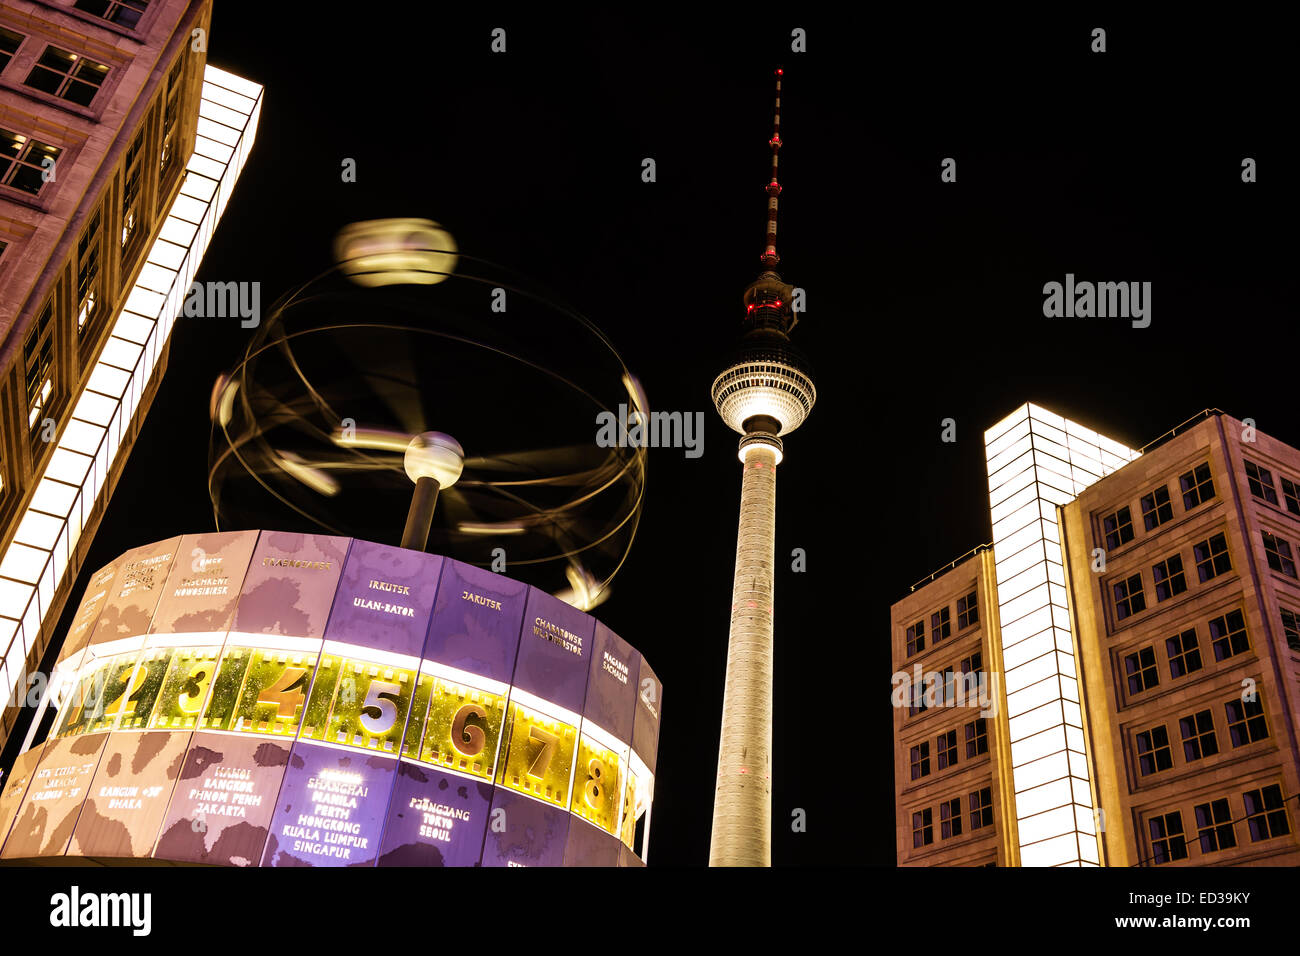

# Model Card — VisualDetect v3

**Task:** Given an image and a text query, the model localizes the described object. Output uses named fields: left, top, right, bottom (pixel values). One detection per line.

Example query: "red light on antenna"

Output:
left=776, top=69, right=783, bottom=75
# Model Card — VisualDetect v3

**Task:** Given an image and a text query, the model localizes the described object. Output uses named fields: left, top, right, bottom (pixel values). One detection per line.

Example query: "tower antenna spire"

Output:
left=761, top=68, right=784, bottom=269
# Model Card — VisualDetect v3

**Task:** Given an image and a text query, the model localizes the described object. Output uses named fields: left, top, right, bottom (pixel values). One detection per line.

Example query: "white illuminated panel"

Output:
left=0, top=67, right=262, bottom=715
left=984, top=403, right=1138, bottom=866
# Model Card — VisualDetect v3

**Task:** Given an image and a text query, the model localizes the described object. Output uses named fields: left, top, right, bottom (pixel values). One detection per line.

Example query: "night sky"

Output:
left=5, top=9, right=1290, bottom=866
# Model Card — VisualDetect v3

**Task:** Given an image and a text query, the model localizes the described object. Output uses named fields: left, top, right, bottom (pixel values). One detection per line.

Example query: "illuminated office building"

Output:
left=0, top=0, right=261, bottom=750
left=893, top=404, right=1300, bottom=866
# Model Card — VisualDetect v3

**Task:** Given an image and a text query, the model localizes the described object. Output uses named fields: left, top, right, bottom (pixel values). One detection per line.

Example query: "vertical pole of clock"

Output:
left=401, top=477, right=441, bottom=551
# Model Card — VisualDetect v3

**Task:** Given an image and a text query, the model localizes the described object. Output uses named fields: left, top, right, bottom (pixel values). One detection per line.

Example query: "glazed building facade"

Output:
left=893, top=404, right=1300, bottom=866
left=0, top=0, right=262, bottom=749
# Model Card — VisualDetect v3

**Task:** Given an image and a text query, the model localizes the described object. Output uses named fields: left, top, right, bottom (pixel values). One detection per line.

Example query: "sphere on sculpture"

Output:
left=404, top=432, right=465, bottom=486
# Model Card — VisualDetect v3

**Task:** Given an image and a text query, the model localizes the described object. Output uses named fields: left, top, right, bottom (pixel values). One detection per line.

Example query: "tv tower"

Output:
left=708, top=69, right=816, bottom=866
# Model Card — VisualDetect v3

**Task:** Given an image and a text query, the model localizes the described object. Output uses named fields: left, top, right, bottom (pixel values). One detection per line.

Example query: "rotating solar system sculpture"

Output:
left=0, top=221, right=662, bottom=867
left=208, top=218, right=648, bottom=612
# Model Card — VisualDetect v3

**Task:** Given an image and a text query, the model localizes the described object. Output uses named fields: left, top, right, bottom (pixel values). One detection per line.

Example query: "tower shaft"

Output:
left=708, top=443, right=778, bottom=866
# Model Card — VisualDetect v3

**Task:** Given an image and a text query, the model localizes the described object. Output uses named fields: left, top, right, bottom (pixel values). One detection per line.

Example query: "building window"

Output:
left=1140, top=487, right=1173, bottom=532
left=25, top=47, right=109, bottom=107
left=1192, top=533, right=1231, bottom=582
left=957, top=590, right=978, bottom=629
left=1243, top=785, right=1289, bottom=842
left=908, top=681, right=928, bottom=718
left=74, top=0, right=149, bottom=29
left=121, top=128, right=144, bottom=248
left=968, top=787, right=993, bottom=830
left=1195, top=799, right=1236, bottom=854
left=1180, top=462, right=1215, bottom=510
left=0, top=27, right=23, bottom=72
left=958, top=652, right=982, bottom=701
left=1, top=129, right=62, bottom=196
left=1149, top=811, right=1187, bottom=864
left=24, top=302, right=55, bottom=431
left=1282, top=476, right=1300, bottom=517
left=1166, top=628, right=1202, bottom=679
left=1135, top=725, right=1173, bottom=776
left=1152, top=554, right=1187, bottom=601
left=964, top=717, right=988, bottom=758
left=1124, top=646, right=1159, bottom=695
left=1225, top=696, right=1268, bottom=747
left=931, top=606, right=951, bottom=642
left=936, top=730, right=957, bottom=770
left=1179, top=710, right=1218, bottom=762
left=940, top=798, right=962, bottom=839
left=910, top=742, right=931, bottom=780
left=1208, top=610, right=1249, bottom=661
left=1261, top=530, right=1297, bottom=577
left=1244, top=460, right=1279, bottom=505
left=905, top=619, right=924, bottom=657
left=937, top=667, right=955, bottom=706
left=159, top=54, right=183, bottom=175
left=1113, top=573, right=1146, bottom=620
left=1280, top=608, right=1300, bottom=652
left=1103, top=506, right=1135, bottom=549
left=76, top=207, right=102, bottom=333
left=912, top=808, right=934, bottom=848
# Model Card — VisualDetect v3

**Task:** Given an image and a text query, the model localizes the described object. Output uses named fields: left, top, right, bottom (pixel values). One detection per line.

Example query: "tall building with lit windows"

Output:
left=893, top=404, right=1300, bottom=867
left=892, top=546, right=1019, bottom=866
left=0, top=0, right=261, bottom=751
left=1062, top=410, right=1300, bottom=866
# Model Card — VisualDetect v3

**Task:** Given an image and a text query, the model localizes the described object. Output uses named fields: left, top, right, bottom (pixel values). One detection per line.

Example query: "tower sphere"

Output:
left=711, top=340, right=816, bottom=436
left=404, top=432, right=465, bottom=486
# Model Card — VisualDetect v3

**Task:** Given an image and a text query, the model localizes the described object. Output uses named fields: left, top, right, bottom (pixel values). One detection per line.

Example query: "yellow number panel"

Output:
left=203, top=647, right=316, bottom=736
left=310, top=656, right=416, bottom=754
left=115, top=648, right=172, bottom=729
left=150, top=648, right=220, bottom=729
left=419, top=677, right=507, bottom=781
left=57, top=653, right=142, bottom=737
left=52, top=666, right=101, bottom=739
left=497, top=703, right=577, bottom=808
left=571, top=734, right=624, bottom=836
